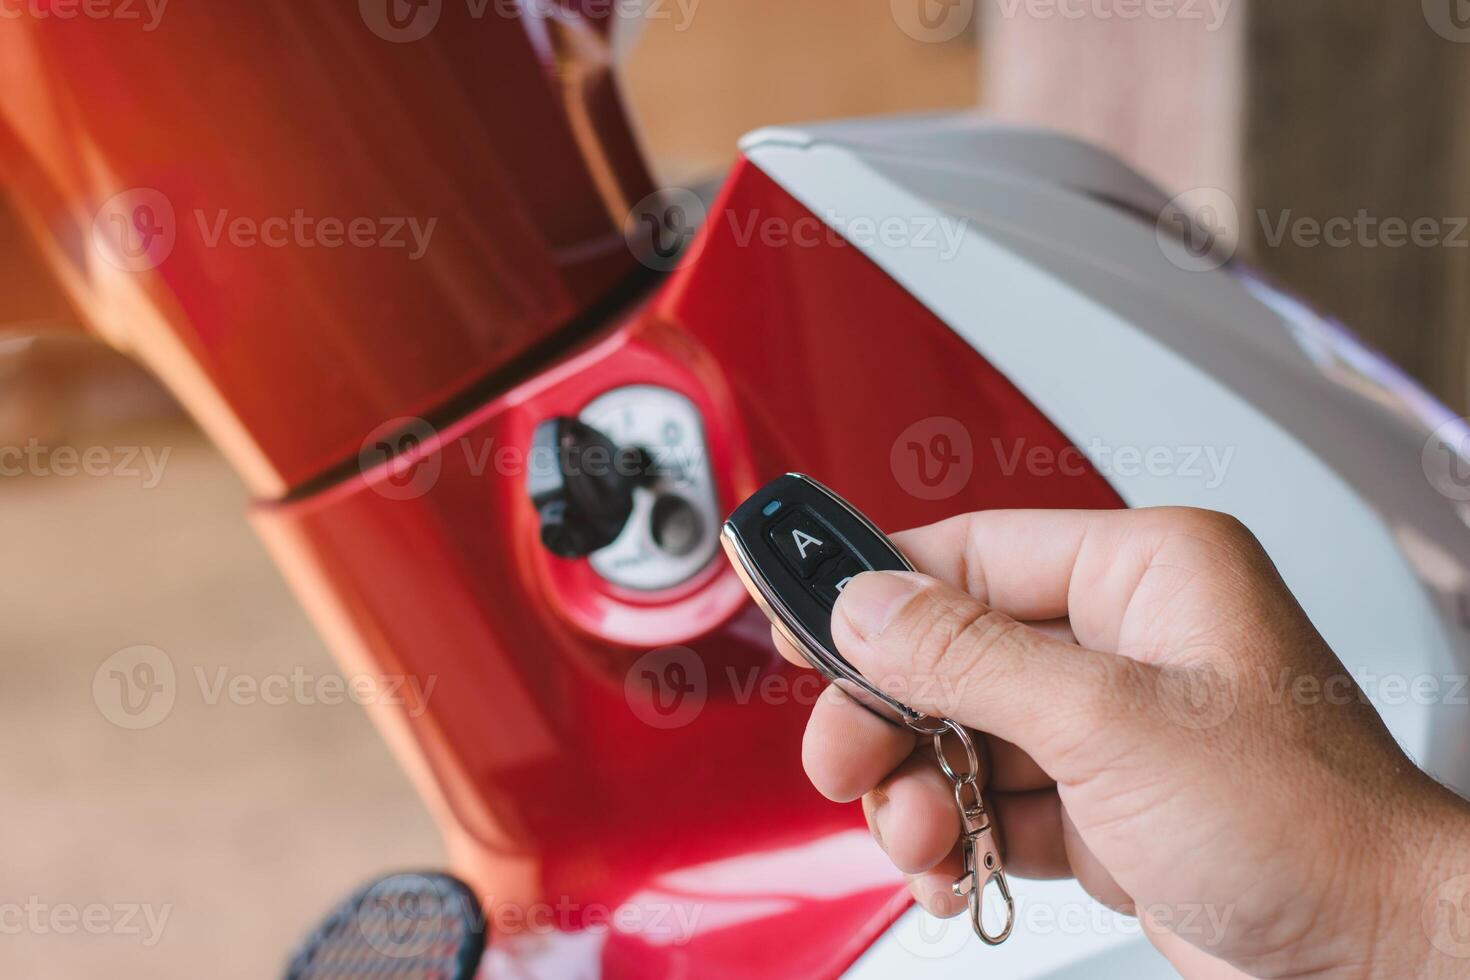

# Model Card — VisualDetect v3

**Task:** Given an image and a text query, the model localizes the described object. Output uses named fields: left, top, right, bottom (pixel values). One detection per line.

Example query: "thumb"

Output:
left=832, top=570, right=1147, bottom=775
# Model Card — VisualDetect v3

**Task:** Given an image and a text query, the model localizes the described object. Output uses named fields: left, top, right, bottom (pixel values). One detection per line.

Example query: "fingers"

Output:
left=895, top=790, right=1074, bottom=916
left=890, top=510, right=1096, bottom=622
left=832, top=570, right=1145, bottom=776
left=990, top=789, right=1071, bottom=880
left=1061, top=804, right=1133, bottom=913
left=864, top=753, right=959, bottom=874
left=807, top=689, right=1067, bottom=883
left=803, top=684, right=914, bottom=803
left=988, top=735, right=1050, bottom=792
left=889, top=507, right=1261, bottom=653
left=1026, top=617, right=1078, bottom=645
left=904, top=844, right=967, bottom=918
left=770, top=625, right=810, bottom=669
left=803, top=668, right=1052, bottom=795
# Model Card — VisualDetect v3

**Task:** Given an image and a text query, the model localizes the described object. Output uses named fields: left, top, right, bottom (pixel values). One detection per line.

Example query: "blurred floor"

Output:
left=0, top=418, right=442, bottom=978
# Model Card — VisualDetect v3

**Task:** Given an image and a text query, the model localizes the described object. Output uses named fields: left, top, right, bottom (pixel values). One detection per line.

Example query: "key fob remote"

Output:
left=721, top=473, right=926, bottom=729
left=723, top=473, right=1019, bottom=945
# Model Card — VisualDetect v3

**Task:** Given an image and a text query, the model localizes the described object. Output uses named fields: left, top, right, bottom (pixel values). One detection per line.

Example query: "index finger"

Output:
left=890, top=508, right=1204, bottom=653
left=890, top=510, right=1100, bottom=619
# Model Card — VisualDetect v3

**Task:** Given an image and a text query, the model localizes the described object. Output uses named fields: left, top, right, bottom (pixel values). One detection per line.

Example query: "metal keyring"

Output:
left=931, top=718, right=1015, bottom=945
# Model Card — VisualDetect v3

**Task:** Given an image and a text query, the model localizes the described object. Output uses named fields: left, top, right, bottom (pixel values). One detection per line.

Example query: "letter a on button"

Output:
left=767, top=510, right=839, bottom=577
left=792, top=529, right=824, bottom=559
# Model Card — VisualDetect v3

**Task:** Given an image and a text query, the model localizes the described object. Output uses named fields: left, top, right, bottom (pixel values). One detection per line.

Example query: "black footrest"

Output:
left=284, top=871, right=485, bottom=980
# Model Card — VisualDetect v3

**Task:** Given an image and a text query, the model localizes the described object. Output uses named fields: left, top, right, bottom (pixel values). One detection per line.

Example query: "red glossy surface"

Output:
left=0, top=3, right=652, bottom=496
left=255, top=162, right=1125, bottom=977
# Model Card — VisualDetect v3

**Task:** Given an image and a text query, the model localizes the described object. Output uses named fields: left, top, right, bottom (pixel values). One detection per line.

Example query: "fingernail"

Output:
left=864, top=789, right=890, bottom=850
left=913, top=877, right=965, bottom=919
left=837, top=572, right=924, bottom=639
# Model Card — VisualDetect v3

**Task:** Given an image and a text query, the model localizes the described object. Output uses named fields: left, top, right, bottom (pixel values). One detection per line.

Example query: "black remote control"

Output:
left=720, top=473, right=925, bottom=729
left=722, top=473, right=1017, bottom=945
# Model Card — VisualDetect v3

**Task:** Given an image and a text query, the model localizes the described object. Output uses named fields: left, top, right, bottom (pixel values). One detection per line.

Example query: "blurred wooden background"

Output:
left=1247, top=3, right=1470, bottom=410
left=632, top=0, right=1470, bottom=411
left=623, top=0, right=978, bottom=180
left=982, top=0, right=1470, bottom=411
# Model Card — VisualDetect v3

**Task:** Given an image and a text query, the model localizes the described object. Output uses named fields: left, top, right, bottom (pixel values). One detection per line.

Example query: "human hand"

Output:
left=774, top=508, right=1470, bottom=978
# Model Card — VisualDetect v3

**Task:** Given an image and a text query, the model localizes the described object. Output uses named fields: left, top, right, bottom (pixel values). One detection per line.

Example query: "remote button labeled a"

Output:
left=768, top=509, right=840, bottom=577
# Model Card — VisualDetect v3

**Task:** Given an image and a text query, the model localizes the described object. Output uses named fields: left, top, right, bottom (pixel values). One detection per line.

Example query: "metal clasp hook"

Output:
left=929, top=717, right=1016, bottom=946
left=952, top=822, right=1011, bottom=946
left=953, top=840, right=1014, bottom=944
left=951, top=802, right=1015, bottom=945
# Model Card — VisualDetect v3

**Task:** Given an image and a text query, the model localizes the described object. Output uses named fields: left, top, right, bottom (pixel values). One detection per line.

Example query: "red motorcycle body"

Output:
left=0, top=7, right=1126, bottom=976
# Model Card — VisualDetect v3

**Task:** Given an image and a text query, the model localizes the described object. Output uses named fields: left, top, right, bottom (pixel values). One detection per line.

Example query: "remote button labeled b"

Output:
left=811, top=556, right=865, bottom=608
left=768, top=508, right=840, bottom=578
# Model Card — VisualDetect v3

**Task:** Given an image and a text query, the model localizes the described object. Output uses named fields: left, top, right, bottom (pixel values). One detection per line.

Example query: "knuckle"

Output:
left=956, top=513, right=991, bottom=599
left=1036, top=657, right=1144, bottom=767
left=1063, top=654, right=1137, bottom=727
left=1075, top=654, right=1139, bottom=720
left=906, top=593, right=1020, bottom=684
left=1154, top=507, right=1256, bottom=548
left=1164, top=511, right=1246, bottom=540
